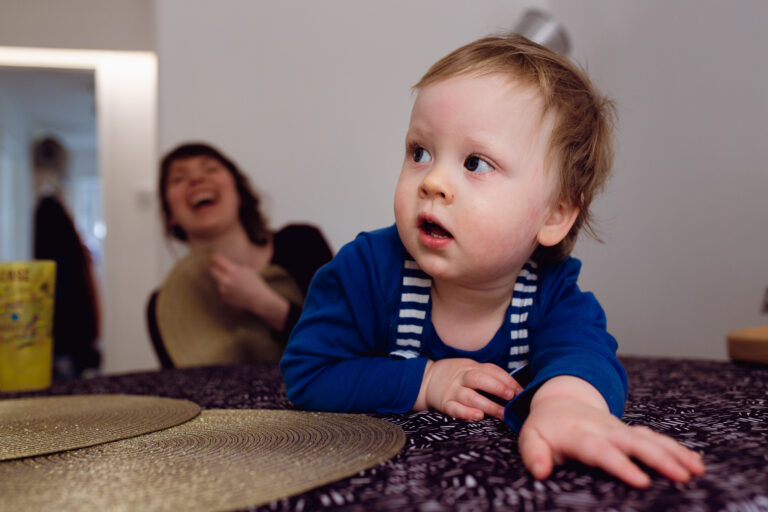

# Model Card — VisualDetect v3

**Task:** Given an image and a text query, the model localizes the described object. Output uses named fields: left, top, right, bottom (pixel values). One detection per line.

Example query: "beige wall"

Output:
left=0, top=0, right=154, bottom=51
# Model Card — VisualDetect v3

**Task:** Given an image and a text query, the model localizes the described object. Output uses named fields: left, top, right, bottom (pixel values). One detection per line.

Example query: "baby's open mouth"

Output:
left=420, top=218, right=453, bottom=239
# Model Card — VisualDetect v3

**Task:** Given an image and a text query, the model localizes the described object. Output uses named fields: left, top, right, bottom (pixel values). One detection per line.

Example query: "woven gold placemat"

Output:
left=0, top=409, right=405, bottom=511
left=0, top=394, right=201, bottom=461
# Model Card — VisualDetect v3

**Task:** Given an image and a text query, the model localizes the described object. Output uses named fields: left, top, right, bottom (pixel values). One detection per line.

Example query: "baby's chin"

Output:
left=406, top=249, right=458, bottom=281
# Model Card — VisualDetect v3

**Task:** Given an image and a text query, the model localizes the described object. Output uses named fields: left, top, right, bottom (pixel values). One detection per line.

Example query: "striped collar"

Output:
left=390, top=257, right=538, bottom=374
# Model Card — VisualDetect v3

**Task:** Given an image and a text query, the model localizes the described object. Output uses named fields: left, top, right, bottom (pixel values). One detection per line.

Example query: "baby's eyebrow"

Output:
left=464, top=134, right=492, bottom=149
left=405, top=117, right=435, bottom=136
left=404, top=126, right=427, bottom=140
left=459, top=133, right=503, bottom=158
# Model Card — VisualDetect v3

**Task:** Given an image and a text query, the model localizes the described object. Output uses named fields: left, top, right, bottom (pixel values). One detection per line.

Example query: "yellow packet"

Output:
left=0, top=261, right=56, bottom=391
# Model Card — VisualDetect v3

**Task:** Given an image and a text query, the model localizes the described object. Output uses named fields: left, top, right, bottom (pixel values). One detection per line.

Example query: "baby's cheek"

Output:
left=393, top=194, right=409, bottom=232
left=479, top=224, right=537, bottom=263
left=393, top=176, right=412, bottom=219
left=527, top=200, right=546, bottom=222
left=528, top=201, right=554, bottom=235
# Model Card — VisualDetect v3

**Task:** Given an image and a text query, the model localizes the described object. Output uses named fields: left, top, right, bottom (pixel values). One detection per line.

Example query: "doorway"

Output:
left=0, top=66, right=102, bottom=271
left=0, top=46, right=159, bottom=374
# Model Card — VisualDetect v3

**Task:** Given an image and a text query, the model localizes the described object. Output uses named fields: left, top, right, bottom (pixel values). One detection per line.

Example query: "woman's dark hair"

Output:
left=158, top=142, right=270, bottom=245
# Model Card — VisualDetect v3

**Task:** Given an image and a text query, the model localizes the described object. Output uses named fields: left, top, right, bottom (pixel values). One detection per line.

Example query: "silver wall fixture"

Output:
left=513, top=9, right=571, bottom=56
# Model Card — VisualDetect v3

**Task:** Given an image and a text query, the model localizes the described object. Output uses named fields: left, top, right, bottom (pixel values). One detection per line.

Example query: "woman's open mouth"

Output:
left=189, top=192, right=217, bottom=211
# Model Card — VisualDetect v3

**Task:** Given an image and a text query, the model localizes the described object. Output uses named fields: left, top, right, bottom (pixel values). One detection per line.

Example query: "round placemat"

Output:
left=0, top=409, right=406, bottom=511
left=0, top=394, right=201, bottom=461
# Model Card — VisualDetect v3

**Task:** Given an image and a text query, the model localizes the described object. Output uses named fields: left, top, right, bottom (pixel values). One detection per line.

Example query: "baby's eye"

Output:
left=464, top=156, right=493, bottom=173
left=412, top=146, right=432, bottom=164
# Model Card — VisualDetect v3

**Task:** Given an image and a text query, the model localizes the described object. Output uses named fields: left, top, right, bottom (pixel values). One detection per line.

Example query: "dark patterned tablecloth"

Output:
left=8, top=356, right=768, bottom=511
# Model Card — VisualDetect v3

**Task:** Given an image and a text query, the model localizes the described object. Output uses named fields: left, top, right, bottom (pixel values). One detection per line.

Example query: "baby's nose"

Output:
left=418, top=167, right=454, bottom=202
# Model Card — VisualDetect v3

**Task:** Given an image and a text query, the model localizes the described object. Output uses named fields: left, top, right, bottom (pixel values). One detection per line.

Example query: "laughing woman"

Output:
left=148, top=142, right=332, bottom=368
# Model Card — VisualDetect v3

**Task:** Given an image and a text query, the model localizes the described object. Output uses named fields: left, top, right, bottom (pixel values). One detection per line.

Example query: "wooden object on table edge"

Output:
left=727, top=326, right=768, bottom=364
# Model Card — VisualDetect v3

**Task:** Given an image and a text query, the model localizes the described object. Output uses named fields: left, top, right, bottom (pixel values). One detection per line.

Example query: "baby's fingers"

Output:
left=521, top=425, right=651, bottom=488
left=463, top=366, right=521, bottom=401
left=458, top=388, right=506, bottom=419
left=518, top=426, right=555, bottom=480
left=479, top=363, right=524, bottom=394
left=443, top=399, right=485, bottom=422
left=577, top=437, right=652, bottom=488
left=635, top=426, right=705, bottom=475
left=619, top=426, right=705, bottom=482
left=569, top=429, right=697, bottom=487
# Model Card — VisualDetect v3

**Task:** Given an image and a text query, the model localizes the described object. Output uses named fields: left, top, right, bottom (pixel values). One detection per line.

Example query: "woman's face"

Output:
left=164, top=155, right=242, bottom=243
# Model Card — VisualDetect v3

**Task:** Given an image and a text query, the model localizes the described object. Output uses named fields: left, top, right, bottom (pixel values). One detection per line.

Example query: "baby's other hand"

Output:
left=518, top=376, right=705, bottom=488
left=415, top=358, right=523, bottom=421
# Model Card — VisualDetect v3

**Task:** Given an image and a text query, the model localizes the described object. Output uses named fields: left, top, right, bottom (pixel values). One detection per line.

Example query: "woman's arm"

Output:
left=210, top=253, right=292, bottom=331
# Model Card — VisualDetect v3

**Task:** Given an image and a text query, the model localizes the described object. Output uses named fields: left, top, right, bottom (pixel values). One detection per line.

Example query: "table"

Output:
left=6, top=356, right=768, bottom=511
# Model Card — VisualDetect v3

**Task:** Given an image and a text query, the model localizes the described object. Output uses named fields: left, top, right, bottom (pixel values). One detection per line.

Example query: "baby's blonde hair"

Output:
left=415, top=34, right=616, bottom=265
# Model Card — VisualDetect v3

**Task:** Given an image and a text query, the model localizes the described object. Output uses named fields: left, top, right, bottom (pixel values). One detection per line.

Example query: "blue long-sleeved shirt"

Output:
left=280, top=225, right=627, bottom=431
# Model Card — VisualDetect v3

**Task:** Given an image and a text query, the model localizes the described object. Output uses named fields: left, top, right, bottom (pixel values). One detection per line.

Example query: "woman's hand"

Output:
left=414, top=358, right=523, bottom=420
left=210, top=253, right=290, bottom=331
left=518, top=375, right=705, bottom=488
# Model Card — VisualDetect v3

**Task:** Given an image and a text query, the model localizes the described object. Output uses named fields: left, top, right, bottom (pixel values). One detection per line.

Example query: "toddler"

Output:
left=281, top=34, right=705, bottom=487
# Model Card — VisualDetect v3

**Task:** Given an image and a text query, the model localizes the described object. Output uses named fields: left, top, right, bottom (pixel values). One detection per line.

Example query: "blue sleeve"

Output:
left=280, top=228, right=429, bottom=414
left=504, top=258, right=628, bottom=431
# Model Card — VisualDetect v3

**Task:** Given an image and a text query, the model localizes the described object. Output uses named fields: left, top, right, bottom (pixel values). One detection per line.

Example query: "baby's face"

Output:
left=394, top=73, right=559, bottom=288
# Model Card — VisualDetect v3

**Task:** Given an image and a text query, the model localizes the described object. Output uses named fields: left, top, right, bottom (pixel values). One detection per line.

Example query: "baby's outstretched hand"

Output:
left=518, top=375, right=705, bottom=488
left=414, top=359, right=523, bottom=420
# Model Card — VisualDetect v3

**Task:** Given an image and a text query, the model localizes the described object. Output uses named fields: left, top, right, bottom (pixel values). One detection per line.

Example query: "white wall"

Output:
left=0, top=88, right=32, bottom=262
left=156, top=0, right=528, bottom=258
left=158, top=0, right=768, bottom=361
left=94, top=54, right=159, bottom=374
left=552, top=1, right=768, bottom=359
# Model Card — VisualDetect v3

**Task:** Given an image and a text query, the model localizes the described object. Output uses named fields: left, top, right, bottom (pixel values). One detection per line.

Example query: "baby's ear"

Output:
left=537, top=199, right=580, bottom=247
